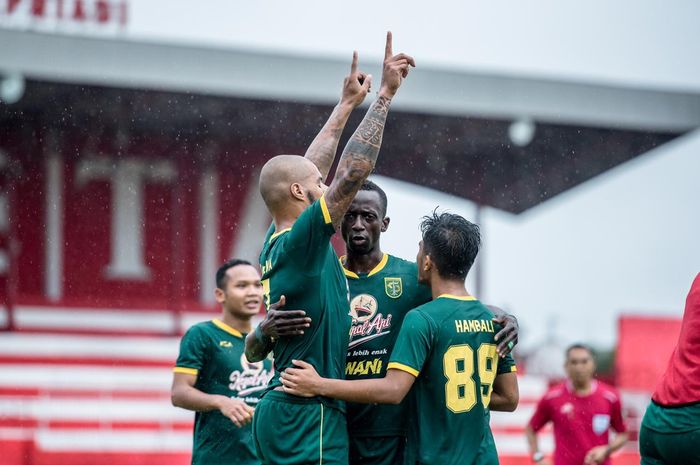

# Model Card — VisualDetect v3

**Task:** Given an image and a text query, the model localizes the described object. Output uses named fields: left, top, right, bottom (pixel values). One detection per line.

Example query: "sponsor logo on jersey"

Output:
left=229, top=354, right=274, bottom=397
left=384, top=277, right=403, bottom=298
left=348, top=294, right=392, bottom=349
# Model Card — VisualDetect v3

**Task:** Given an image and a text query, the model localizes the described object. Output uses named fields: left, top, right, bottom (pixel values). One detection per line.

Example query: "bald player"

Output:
left=247, top=32, right=415, bottom=465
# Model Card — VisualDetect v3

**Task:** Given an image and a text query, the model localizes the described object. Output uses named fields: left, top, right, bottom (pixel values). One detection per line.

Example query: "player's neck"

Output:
left=571, top=379, right=593, bottom=395
left=345, top=248, right=384, bottom=274
left=430, top=276, right=470, bottom=300
left=220, top=312, right=253, bottom=335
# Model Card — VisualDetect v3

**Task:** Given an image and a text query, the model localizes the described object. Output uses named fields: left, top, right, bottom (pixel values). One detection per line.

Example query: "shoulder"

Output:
left=597, top=381, right=621, bottom=403
left=542, top=382, right=567, bottom=401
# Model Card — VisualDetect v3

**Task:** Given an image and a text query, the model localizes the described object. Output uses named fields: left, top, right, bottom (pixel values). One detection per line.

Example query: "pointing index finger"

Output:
left=384, top=31, right=393, bottom=60
left=350, top=50, right=358, bottom=75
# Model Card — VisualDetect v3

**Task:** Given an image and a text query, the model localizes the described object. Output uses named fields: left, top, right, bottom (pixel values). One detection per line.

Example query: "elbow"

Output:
left=505, top=392, right=520, bottom=412
left=245, top=349, right=264, bottom=363
left=171, top=389, right=185, bottom=408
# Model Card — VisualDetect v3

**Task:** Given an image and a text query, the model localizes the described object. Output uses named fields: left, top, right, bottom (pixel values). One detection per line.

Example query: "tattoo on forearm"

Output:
left=325, top=96, right=392, bottom=225
left=305, top=106, right=352, bottom=179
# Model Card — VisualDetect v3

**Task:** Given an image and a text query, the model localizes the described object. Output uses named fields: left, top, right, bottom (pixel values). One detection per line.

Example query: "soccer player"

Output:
left=280, top=212, right=519, bottom=465
left=247, top=32, right=415, bottom=465
left=339, top=181, right=519, bottom=465
left=525, top=344, right=628, bottom=465
left=639, top=272, right=700, bottom=465
left=171, top=259, right=274, bottom=465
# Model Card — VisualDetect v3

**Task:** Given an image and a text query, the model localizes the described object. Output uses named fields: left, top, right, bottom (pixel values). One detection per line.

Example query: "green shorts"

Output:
left=348, top=435, right=405, bottom=465
left=253, top=391, right=349, bottom=465
left=640, top=425, right=700, bottom=465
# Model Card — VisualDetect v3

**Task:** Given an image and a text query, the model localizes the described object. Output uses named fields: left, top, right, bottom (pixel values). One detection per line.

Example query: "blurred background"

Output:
left=1, top=1, right=699, bottom=464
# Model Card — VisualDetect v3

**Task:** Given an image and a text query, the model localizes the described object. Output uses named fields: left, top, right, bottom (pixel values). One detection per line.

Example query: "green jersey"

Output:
left=174, top=319, right=274, bottom=465
left=259, top=196, right=352, bottom=411
left=343, top=254, right=431, bottom=437
left=388, top=295, right=516, bottom=465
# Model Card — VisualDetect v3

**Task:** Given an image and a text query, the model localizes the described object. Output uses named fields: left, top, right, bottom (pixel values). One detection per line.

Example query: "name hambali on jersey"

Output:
left=229, top=353, right=274, bottom=402
left=454, top=319, right=495, bottom=333
left=348, top=293, right=393, bottom=349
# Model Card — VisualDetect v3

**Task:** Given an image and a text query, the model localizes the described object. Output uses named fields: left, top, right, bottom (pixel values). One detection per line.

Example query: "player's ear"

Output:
left=214, top=287, right=226, bottom=304
left=290, top=182, right=305, bottom=201
left=381, top=216, right=390, bottom=232
left=423, top=254, right=433, bottom=272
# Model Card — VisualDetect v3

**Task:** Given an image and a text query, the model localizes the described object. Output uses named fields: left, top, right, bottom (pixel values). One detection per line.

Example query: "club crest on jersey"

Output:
left=384, top=277, right=402, bottom=298
left=592, top=414, right=611, bottom=435
left=219, top=341, right=233, bottom=348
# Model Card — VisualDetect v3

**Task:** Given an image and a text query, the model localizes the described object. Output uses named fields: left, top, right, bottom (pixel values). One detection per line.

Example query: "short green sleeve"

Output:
left=174, top=326, right=209, bottom=376
left=497, top=350, right=517, bottom=374
left=283, top=195, right=337, bottom=268
left=387, top=310, right=434, bottom=377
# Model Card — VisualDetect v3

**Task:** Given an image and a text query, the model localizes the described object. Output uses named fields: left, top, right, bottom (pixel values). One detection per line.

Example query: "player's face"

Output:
left=565, top=348, right=595, bottom=384
left=302, top=165, right=326, bottom=206
left=216, top=265, right=264, bottom=318
left=341, top=190, right=388, bottom=255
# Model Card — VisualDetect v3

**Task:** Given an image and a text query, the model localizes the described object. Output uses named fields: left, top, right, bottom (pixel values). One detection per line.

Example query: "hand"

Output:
left=492, top=311, right=519, bottom=358
left=218, top=396, right=255, bottom=427
left=260, top=296, right=312, bottom=338
left=280, top=359, right=322, bottom=397
left=584, top=445, right=610, bottom=465
left=379, top=31, right=416, bottom=99
left=340, top=51, right=372, bottom=108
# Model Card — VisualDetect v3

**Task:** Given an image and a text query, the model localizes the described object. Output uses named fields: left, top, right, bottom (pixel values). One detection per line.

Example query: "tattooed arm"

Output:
left=324, top=32, right=416, bottom=228
left=305, top=52, right=371, bottom=180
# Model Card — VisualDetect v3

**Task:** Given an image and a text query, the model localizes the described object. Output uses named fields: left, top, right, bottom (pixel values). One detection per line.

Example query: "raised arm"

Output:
left=304, top=51, right=371, bottom=179
left=324, top=31, right=415, bottom=228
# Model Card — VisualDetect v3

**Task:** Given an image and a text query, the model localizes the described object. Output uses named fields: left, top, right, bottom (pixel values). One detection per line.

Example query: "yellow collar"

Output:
left=437, top=294, right=476, bottom=301
left=269, top=228, right=291, bottom=243
left=340, top=253, right=389, bottom=279
left=212, top=319, right=243, bottom=338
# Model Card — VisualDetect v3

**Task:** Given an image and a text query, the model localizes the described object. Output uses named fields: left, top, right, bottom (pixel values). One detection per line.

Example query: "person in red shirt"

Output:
left=640, top=273, right=700, bottom=465
left=525, top=344, right=628, bottom=465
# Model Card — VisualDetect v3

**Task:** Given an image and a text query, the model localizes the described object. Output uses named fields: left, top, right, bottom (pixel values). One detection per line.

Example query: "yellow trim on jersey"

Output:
left=173, top=367, right=198, bottom=376
left=339, top=254, right=388, bottom=279
left=269, top=228, right=291, bottom=242
left=320, top=195, right=332, bottom=225
left=387, top=362, right=420, bottom=377
left=212, top=319, right=243, bottom=338
left=508, top=366, right=518, bottom=373
left=367, top=253, right=389, bottom=277
left=438, top=294, right=477, bottom=301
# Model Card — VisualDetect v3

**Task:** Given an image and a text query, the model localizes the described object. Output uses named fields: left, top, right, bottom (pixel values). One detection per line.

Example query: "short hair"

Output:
left=566, top=343, right=595, bottom=359
left=420, top=210, right=480, bottom=280
left=216, top=258, right=253, bottom=289
left=359, top=180, right=388, bottom=217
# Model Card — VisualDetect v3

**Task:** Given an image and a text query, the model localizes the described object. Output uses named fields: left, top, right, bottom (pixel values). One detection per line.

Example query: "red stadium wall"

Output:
left=1, top=124, right=273, bottom=327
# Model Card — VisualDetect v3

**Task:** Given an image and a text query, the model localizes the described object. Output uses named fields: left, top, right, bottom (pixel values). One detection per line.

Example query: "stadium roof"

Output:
left=1, top=30, right=697, bottom=213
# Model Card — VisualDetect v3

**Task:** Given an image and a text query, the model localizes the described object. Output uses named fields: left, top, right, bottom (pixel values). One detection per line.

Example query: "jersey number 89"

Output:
left=443, top=343, right=498, bottom=413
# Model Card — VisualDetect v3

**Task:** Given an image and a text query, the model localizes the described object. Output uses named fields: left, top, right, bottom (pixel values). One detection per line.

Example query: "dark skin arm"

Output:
left=281, top=360, right=416, bottom=404
left=488, top=372, right=519, bottom=412
left=487, top=305, right=519, bottom=357
left=324, top=32, right=415, bottom=229
left=304, top=51, right=370, bottom=180
left=244, top=296, right=311, bottom=362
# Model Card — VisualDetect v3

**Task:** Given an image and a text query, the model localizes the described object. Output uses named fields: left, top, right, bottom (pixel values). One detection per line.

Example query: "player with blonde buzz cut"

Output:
left=247, top=32, right=415, bottom=465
